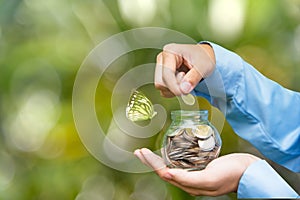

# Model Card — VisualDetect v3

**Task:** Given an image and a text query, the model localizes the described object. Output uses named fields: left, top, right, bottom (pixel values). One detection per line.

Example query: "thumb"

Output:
left=163, top=43, right=215, bottom=94
left=179, top=68, right=203, bottom=94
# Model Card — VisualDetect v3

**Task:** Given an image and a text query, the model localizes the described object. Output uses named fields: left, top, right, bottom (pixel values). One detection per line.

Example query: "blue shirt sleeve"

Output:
left=238, top=160, right=299, bottom=198
left=193, top=42, right=300, bottom=198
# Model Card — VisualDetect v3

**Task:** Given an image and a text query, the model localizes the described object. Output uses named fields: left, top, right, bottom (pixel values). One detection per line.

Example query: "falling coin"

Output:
left=181, top=94, right=196, bottom=105
left=193, top=125, right=214, bottom=139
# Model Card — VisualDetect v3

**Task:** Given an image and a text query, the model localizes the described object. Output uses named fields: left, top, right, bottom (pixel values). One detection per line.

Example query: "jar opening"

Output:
left=171, top=110, right=208, bottom=120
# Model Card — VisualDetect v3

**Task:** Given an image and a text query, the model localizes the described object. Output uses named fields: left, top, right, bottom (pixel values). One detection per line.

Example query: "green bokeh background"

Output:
left=0, top=0, right=299, bottom=199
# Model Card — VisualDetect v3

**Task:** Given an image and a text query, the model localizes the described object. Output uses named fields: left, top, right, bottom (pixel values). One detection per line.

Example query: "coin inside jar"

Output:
left=168, top=128, right=184, bottom=137
left=163, top=126, right=220, bottom=170
left=198, top=136, right=215, bottom=151
left=192, top=125, right=213, bottom=139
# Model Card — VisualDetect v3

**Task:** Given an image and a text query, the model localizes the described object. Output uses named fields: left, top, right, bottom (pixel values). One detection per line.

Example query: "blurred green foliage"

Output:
left=0, top=0, right=299, bottom=199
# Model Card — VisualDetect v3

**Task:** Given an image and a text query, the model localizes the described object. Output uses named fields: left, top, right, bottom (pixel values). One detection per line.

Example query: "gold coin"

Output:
left=184, top=128, right=194, bottom=137
left=193, top=125, right=213, bottom=139
left=181, top=94, right=196, bottom=105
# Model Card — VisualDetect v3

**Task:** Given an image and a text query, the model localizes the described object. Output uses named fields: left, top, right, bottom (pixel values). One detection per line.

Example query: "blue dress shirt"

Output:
left=194, top=42, right=300, bottom=198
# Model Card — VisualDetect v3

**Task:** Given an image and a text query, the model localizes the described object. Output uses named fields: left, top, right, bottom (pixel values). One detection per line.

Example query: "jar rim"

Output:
left=171, top=110, right=208, bottom=117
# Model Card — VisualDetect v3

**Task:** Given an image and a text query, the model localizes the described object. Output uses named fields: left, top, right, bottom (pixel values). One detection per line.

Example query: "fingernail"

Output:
left=163, top=173, right=172, bottom=180
left=133, top=149, right=140, bottom=156
left=180, top=81, right=192, bottom=93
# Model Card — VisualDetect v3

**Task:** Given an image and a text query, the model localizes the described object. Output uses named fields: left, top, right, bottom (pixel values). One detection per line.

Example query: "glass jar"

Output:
left=161, top=110, right=222, bottom=171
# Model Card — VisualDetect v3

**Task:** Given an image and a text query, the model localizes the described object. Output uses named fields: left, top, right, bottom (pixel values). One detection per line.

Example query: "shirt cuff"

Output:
left=194, top=41, right=244, bottom=113
left=237, top=160, right=299, bottom=199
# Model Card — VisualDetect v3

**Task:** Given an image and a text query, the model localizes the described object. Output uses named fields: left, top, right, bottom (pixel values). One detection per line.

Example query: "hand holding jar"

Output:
left=134, top=148, right=259, bottom=196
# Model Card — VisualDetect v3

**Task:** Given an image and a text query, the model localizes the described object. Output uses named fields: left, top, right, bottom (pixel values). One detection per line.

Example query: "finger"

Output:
left=163, top=44, right=200, bottom=95
left=161, top=51, right=182, bottom=96
left=139, top=148, right=166, bottom=171
left=155, top=81, right=174, bottom=97
left=138, top=148, right=218, bottom=196
left=164, top=43, right=215, bottom=84
left=134, top=151, right=207, bottom=195
left=155, top=53, right=175, bottom=98
left=176, top=71, right=185, bottom=83
left=159, top=90, right=175, bottom=98
left=154, top=52, right=166, bottom=89
left=179, top=68, right=202, bottom=94
left=134, top=149, right=149, bottom=166
left=135, top=148, right=206, bottom=195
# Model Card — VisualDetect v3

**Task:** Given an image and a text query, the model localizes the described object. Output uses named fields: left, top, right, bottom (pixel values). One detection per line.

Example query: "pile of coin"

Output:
left=162, top=125, right=220, bottom=170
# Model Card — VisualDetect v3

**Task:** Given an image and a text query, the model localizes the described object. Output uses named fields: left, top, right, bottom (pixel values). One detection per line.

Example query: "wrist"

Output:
left=198, top=43, right=216, bottom=66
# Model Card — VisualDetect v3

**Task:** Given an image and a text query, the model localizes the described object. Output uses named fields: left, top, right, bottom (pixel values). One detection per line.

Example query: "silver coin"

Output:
left=198, top=136, right=215, bottom=151
left=168, top=128, right=184, bottom=137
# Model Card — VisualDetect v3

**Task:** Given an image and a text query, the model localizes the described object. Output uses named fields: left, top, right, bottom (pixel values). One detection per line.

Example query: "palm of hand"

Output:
left=134, top=148, right=260, bottom=196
